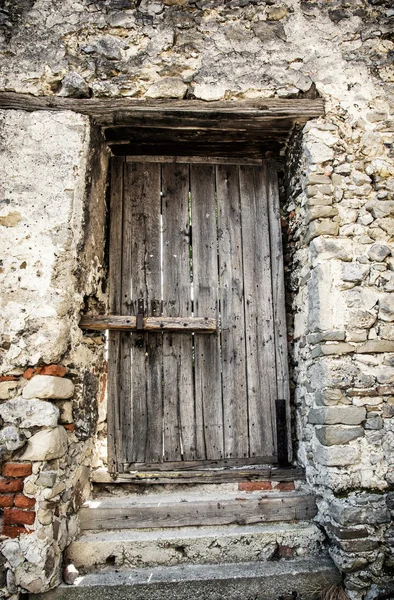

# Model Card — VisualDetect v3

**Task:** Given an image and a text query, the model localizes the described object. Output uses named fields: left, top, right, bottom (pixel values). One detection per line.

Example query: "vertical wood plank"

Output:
left=191, top=164, right=224, bottom=460
left=217, top=165, right=248, bottom=459
left=240, top=165, right=276, bottom=457
left=162, top=163, right=195, bottom=461
left=265, top=160, right=291, bottom=460
left=123, top=162, right=162, bottom=464
left=107, top=157, right=124, bottom=473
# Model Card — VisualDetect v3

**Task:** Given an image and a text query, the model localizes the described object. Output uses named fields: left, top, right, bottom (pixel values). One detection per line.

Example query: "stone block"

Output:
left=146, top=78, right=187, bottom=99
left=315, top=426, right=364, bottom=446
left=315, top=443, right=359, bottom=466
left=0, top=426, right=26, bottom=455
left=310, top=237, right=353, bottom=262
left=356, top=339, right=394, bottom=353
left=307, top=220, right=339, bottom=242
left=380, top=324, right=394, bottom=340
left=315, top=389, right=350, bottom=406
left=347, top=310, right=377, bottom=329
left=23, top=375, right=74, bottom=400
left=364, top=416, right=383, bottom=430
left=312, top=342, right=355, bottom=357
left=309, top=406, right=366, bottom=425
left=379, top=297, right=394, bottom=322
left=0, top=381, right=20, bottom=400
left=18, top=426, right=68, bottom=461
left=58, top=72, right=89, bottom=99
left=342, top=263, right=369, bottom=283
left=307, top=206, right=338, bottom=221
left=330, top=500, right=390, bottom=526
left=0, top=398, right=59, bottom=428
left=35, top=471, right=57, bottom=488
left=368, top=243, right=391, bottom=262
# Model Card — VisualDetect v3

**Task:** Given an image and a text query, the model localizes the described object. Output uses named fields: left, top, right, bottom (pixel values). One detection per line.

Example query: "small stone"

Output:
left=56, top=401, right=73, bottom=424
left=307, top=174, right=331, bottom=185
left=37, top=508, right=52, bottom=525
left=307, top=206, right=338, bottom=221
left=309, top=406, right=366, bottom=425
left=312, top=342, right=355, bottom=357
left=347, top=310, right=377, bottom=330
left=63, top=564, right=79, bottom=585
left=23, top=375, right=74, bottom=400
left=58, top=72, right=90, bottom=99
left=18, top=427, right=68, bottom=461
left=96, top=36, right=124, bottom=60
left=305, top=141, right=335, bottom=164
left=0, top=426, right=26, bottom=455
left=368, top=243, right=391, bottom=262
left=364, top=416, right=383, bottom=430
left=146, top=78, right=187, bottom=100
left=266, top=5, right=288, bottom=20
left=35, top=471, right=57, bottom=487
left=352, top=171, right=371, bottom=186
left=315, top=389, right=350, bottom=406
left=380, top=298, right=394, bottom=322
left=0, top=381, right=19, bottom=400
left=310, top=237, right=353, bottom=262
left=315, top=426, right=364, bottom=446
left=342, top=263, right=369, bottom=283
left=0, top=398, right=59, bottom=428
left=307, top=219, right=339, bottom=242
left=315, top=443, right=359, bottom=466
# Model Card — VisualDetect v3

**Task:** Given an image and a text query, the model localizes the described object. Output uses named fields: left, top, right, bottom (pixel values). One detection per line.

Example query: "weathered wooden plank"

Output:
left=113, top=142, right=277, bottom=159
left=123, top=162, right=162, bottom=464
left=216, top=165, right=248, bottom=459
left=265, top=160, right=292, bottom=461
left=190, top=164, right=224, bottom=461
left=0, top=92, right=325, bottom=125
left=125, top=156, right=263, bottom=165
left=107, top=157, right=124, bottom=473
left=106, top=126, right=292, bottom=143
left=239, top=165, right=276, bottom=458
left=91, top=466, right=305, bottom=483
left=79, top=493, right=317, bottom=530
left=161, top=163, right=195, bottom=461
left=79, top=315, right=217, bottom=332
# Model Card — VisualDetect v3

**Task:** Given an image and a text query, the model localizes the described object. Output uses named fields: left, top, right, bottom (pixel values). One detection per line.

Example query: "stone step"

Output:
left=31, top=558, right=341, bottom=600
left=79, top=490, right=317, bottom=530
left=66, top=522, right=326, bottom=572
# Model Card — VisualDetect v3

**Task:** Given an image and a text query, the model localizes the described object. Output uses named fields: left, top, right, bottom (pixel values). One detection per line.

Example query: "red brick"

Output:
left=0, top=375, right=19, bottom=382
left=0, top=478, right=24, bottom=493
left=278, top=545, right=294, bottom=558
left=238, top=481, right=272, bottom=492
left=35, top=364, right=67, bottom=377
left=63, top=424, right=75, bottom=432
left=4, top=508, right=35, bottom=526
left=276, top=481, right=295, bottom=491
left=23, top=367, right=35, bottom=380
left=2, top=463, right=32, bottom=478
left=0, top=494, right=14, bottom=508
left=14, top=495, right=35, bottom=509
left=2, top=525, right=32, bottom=538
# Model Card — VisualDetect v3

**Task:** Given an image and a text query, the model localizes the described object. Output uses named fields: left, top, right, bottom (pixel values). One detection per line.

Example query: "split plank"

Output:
left=79, top=493, right=317, bottom=530
left=191, top=164, right=224, bottom=460
left=161, top=163, right=195, bottom=461
left=79, top=315, right=217, bottom=332
left=123, top=162, right=162, bottom=464
left=216, top=165, right=248, bottom=459
left=107, top=157, right=124, bottom=473
left=240, top=166, right=276, bottom=458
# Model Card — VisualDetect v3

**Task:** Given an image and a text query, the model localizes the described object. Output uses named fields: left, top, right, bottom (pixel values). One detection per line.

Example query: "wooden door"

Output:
left=107, top=157, right=289, bottom=473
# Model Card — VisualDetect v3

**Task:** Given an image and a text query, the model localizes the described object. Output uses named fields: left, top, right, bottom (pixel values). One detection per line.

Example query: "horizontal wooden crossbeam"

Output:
left=79, top=315, right=217, bottom=333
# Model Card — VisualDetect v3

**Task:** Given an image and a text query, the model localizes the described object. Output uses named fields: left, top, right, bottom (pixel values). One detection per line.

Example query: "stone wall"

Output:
left=0, top=110, right=109, bottom=593
left=0, top=1, right=393, bottom=598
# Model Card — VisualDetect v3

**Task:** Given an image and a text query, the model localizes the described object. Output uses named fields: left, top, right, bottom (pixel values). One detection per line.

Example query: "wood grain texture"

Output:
left=125, top=156, right=264, bottom=165
left=265, top=160, right=291, bottom=461
left=240, top=165, right=276, bottom=458
left=191, top=164, right=224, bottom=460
left=161, top=163, right=195, bottom=461
left=79, top=315, right=217, bottom=332
left=123, top=162, right=162, bottom=464
left=107, top=157, right=124, bottom=473
left=216, top=165, right=248, bottom=460
left=79, top=493, right=317, bottom=530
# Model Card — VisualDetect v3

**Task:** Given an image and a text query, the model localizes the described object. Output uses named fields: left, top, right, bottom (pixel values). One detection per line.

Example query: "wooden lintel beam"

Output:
left=80, top=314, right=217, bottom=333
left=0, top=92, right=325, bottom=127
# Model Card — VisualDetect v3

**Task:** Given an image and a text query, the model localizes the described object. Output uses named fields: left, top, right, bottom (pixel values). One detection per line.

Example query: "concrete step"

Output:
left=79, top=489, right=317, bottom=530
left=31, top=558, right=341, bottom=600
left=66, top=522, right=326, bottom=572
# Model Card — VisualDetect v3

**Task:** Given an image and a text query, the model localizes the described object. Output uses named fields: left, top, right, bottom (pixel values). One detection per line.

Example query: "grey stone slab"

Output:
left=31, top=559, right=341, bottom=600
